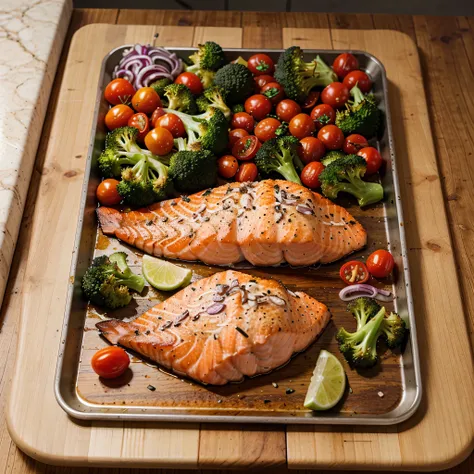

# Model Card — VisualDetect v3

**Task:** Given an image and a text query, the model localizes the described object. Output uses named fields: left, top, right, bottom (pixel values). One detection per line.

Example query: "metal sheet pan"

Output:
left=54, top=46, right=421, bottom=425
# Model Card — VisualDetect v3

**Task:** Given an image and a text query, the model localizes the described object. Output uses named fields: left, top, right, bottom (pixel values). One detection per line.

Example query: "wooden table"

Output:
left=1, top=9, right=473, bottom=474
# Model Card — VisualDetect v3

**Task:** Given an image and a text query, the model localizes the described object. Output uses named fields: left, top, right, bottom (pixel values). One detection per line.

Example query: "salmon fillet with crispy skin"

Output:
left=96, top=270, right=330, bottom=385
left=97, top=179, right=366, bottom=267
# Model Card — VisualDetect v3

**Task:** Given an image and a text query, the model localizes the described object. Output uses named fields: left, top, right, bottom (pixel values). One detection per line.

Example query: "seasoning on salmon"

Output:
left=96, top=270, right=331, bottom=385
left=97, top=179, right=367, bottom=267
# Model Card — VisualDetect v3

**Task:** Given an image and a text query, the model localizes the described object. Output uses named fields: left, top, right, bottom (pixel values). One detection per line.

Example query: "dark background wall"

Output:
left=74, top=0, right=474, bottom=16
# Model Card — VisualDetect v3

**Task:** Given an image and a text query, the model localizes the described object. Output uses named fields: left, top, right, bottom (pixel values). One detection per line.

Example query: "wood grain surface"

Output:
left=0, top=9, right=473, bottom=474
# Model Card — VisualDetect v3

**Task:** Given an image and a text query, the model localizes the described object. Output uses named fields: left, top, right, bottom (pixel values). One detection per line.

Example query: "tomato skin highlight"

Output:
left=366, top=250, right=395, bottom=278
left=217, top=155, right=239, bottom=179
left=228, top=128, right=249, bottom=147
left=298, top=137, right=326, bottom=164
left=155, top=113, right=186, bottom=138
left=310, top=103, right=336, bottom=129
left=104, top=78, right=136, bottom=105
left=150, top=107, right=166, bottom=127
left=231, top=112, right=255, bottom=133
left=321, top=82, right=350, bottom=109
left=289, top=113, right=315, bottom=139
left=276, top=99, right=301, bottom=122
left=131, top=87, right=161, bottom=114
left=248, top=53, right=275, bottom=76
left=301, top=161, right=325, bottom=189
left=128, top=112, right=150, bottom=141
left=105, top=104, right=134, bottom=130
left=96, top=179, right=122, bottom=206
left=343, top=70, right=372, bottom=94
left=343, top=134, right=369, bottom=154
left=260, top=82, right=285, bottom=105
left=175, top=72, right=203, bottom=95
left=357, top=146, right=383, bottom=175
left=91, top=346, right=130, bottom=379
left=144, top=127, right=174, bottom=156
left=255, top=117, right=281, bottom=142
left=339, top=261, right=370, bottom=285
left=244, top=94, right=272, bottom=121
left=235, top=162, right=258, bottom=183
left=332, top=53, right=359, bottom=79
left=317, top=124, right=344, bottom=150
left=232, top=136, right=261, bottom=161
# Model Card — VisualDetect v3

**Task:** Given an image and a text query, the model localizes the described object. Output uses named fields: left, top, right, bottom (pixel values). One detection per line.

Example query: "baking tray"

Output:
left=55, top=46, right=422, bottom=425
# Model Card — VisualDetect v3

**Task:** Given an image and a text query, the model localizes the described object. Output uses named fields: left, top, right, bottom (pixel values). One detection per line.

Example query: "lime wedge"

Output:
left=142, top=255, right=192, bottom=291
left=304, top=350, right=346, bottom=411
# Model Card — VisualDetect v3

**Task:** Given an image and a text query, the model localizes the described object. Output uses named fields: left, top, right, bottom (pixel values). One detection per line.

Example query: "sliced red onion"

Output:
left=174, top=310, right=190, bottom=326
left=269, top=295, right=286, bottom=306
left=374, top=292, right=394, bottom=302
left=296, top=204, right=314, bottom=215
left=339, top=284, right=393, bottom=302
left=212, top=294, right=225, bottom=302
left=215, top=284, right=229, bottom=295
left=207, top=303, right=226, bottom=315
left=115, top=69, right=134, bottom=82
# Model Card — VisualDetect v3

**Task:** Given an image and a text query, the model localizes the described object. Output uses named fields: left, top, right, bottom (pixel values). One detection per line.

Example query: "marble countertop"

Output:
left=0, top=0, right=72, bottom=303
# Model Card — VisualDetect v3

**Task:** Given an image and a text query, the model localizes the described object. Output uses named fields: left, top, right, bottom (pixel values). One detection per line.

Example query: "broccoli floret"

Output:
left=319, top=155, right=383, bottom=207
left=380, top=311, right=407, bottom=348
left=320, top=150, right=346, bottom=167
left=187, top=41, right=226, bottom=72
left=195, top=87, right=231, bottom=119
left=150, top=78, right=172, bottom=97
left=275, top=121, right=289, bottom=137
left=274, top=47, right=337, bottom=102
left=163, top=107, right=228, bottom=154
left=347, top=297, right=381, bottom=330
left=214, top=63, right=254, bottom=104
left=116, top=155, right=170, bottom=207
left=336, top=85, right=381, bottom=138
left=82, top=253, right=145, bottom=309
left=99, top=126, right=153, bottom=178
left=197, top=69, right=216, bottom=89
left=169, top=139, right=217, bottom=192
left=164, top=83, right=197, bottom=114
left=255, top=136, right=302, bottom=184
left=231, top=103, right=245, bottom=114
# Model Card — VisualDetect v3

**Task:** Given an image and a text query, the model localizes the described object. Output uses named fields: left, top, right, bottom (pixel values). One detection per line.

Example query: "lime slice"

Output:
left=304, top=350, right=346, bottom=411
left=142, top=255, right=192, bottom=291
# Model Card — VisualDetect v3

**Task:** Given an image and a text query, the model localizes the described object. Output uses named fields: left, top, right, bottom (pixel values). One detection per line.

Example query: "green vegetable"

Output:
left=163, top=107, right=228, bottom=154
left=163, top=83, right=197, bottom=114
left=320, top=150, right=346, bottom=167
left=214, top=63, right=254, bottom=104
left=275, top=122, right=289, bottom=137
left=336, top=298, right=407, bottom=368
left=231, top=103, right=245, bottom=114
left=254, top=136, right=302, bottom=184
left=82, top=252, right=145, bottom=309
left=195, top=86, right=231, bottom=119
left=169, top=137, right=217, bottom=192
left=197, top=69, right=216, bottom=89
left=335, top=84, right=381, bottom=138
left=150, top=78, right=172, bottom=97
left=319, top=154, right=383, bottom=207
left=274, top=47, right=337, bottom=102
left=187, top=41, right=226, bottom=72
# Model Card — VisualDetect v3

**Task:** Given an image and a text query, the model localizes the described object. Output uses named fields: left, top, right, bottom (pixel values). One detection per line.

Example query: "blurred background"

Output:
left=73, top=0, right=474, bottom=16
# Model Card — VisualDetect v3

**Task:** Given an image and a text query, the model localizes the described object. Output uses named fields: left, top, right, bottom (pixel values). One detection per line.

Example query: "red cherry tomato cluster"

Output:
left=340, top=249, right=395, bottom=285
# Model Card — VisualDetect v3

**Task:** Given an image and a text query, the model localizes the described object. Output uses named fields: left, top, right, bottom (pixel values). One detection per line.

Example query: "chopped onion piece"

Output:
left=339, top=284, right=393, bottom=302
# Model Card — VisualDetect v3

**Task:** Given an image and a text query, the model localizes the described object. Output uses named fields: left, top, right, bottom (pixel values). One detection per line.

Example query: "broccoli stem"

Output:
left=278, top=161, right=302, bottom=185
left=115, top=274, right=145, bottom=293
left=350, top=84, right=365, bottom=105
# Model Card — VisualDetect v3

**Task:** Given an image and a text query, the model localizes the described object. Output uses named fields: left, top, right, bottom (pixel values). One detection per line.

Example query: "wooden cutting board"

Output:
left=6, top=24, right=473, bottom=470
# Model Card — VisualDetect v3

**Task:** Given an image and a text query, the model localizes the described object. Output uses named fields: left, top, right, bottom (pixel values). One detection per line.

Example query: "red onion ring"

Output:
left=339, top=284, right=393, bottom=302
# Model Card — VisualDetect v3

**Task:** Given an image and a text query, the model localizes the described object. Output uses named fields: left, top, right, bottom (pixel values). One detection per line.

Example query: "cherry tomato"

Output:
left=276, top=99, right=301, bottom=122
left=217, top=155, right=239, bottom=179
left=104, top=78, right=136, bottom=105
left=248, top=53, right=275, bottom=76
left=310, top=103, right=336, bottom=129
left=151, top=107, right=166, bottom=127
left=244, top=94, right=272, bottom=121
left=343, top=70, right=372, bottom=94
left=231, top=112, right=255, bottom=133
left=261, top=82, right=285, bottom=105
left=339, top=260, right=370, bottom=285
left=232, top=135, right=261, bottom=161
left=321, top=82, right=350, bottom=109
left=254, top=74, right=275, bottom=90
left=128, top=112, right=149, bottom=141
left=317, top=124, right=344, bottom=150
left=105, top=104, right=134, bottom=130
left=301, top=91, right=320, bottom=110
left=96, top=179, right=121, bottom=206
left=301, top=161, right=325, bottom=189
left=289, top=113, right=315, bottom=139
left=235, top=162, right=258, bottom=183
left=91, top=346, right=130, bottom=379
left=175, top=72, right=203, bottom=95
left=255, top=117, right=281, bottom=142
left=357, top=147, right=383, bottom=175
left=343, top=134, right=369, bottom=154
left=332, top=53, right=359, bottom=79
left=366, top=250, right=395, bottom=278
left=131, top=87, right=161, bottom=114
left=229, top=128, right=249, bottom=147
left=298, top=137, right=326, bottom=164
left=144, top=127, right=174, bottom=156
left=156, top=113, right=186, bottom=138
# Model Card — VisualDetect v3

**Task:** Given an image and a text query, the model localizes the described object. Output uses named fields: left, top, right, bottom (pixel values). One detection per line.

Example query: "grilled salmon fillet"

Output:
left=97, top=270, right=330, bottom=385
left=97, top=179, right=366, bottom=266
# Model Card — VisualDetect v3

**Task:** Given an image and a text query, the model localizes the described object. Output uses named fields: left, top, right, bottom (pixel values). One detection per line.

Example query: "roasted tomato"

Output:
left=289, top=113, right=315, bottom=139
left=128, top=112, right=150, bottom=141
left=244, top=94, right=272, bottom=121
left=232, top=135, right=261, bottom=161
left=298, top=137, right=326, bottom=164
left=105, top=104, right=134, bottom=130
left=301, top=161, right=325, bottom=189
left=248, top=53, right=275, bottom=76
left=131, top=87, right=161, bottom=114
left=366, top=250, right=395, bottom=278
left=235, top=162, right=258, bottom=182
left=254, top=74, right=275, bottom=90
left=343, top=70, right=372, bottom=94
left=310, top=103, right=336, bottom=129
left=321, top=82, right=350, bottom=109
left=155, top=113, right=186, bottom=138
left=332, top=53, right=359, bottom=79
left=229, top=128, right=249, bottom=147
left=104, top=78, right=136, bottom=105
left=231, top=112, right=255, bottom=133
left=91, top=346, right=130, bottom=379
left=217, top=155, right=239, bottom=179
left=96, top=179, right=121, bottom=206
left=261, top=82, right=285, bottom=105
left=340, top=260, right=370, bottom=285
left=144, top=127, right=174, bottom=156
left=175, top=71, right=203, bottom=95
left=255, top=117, right=282, bottom=142
left=357, top=146, right=383, bottom=174
left=276, top=99, right=301, bottom=122
left=317, top=124, right=344, bottom=150
left=343, top=134, right=369, bottom=154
